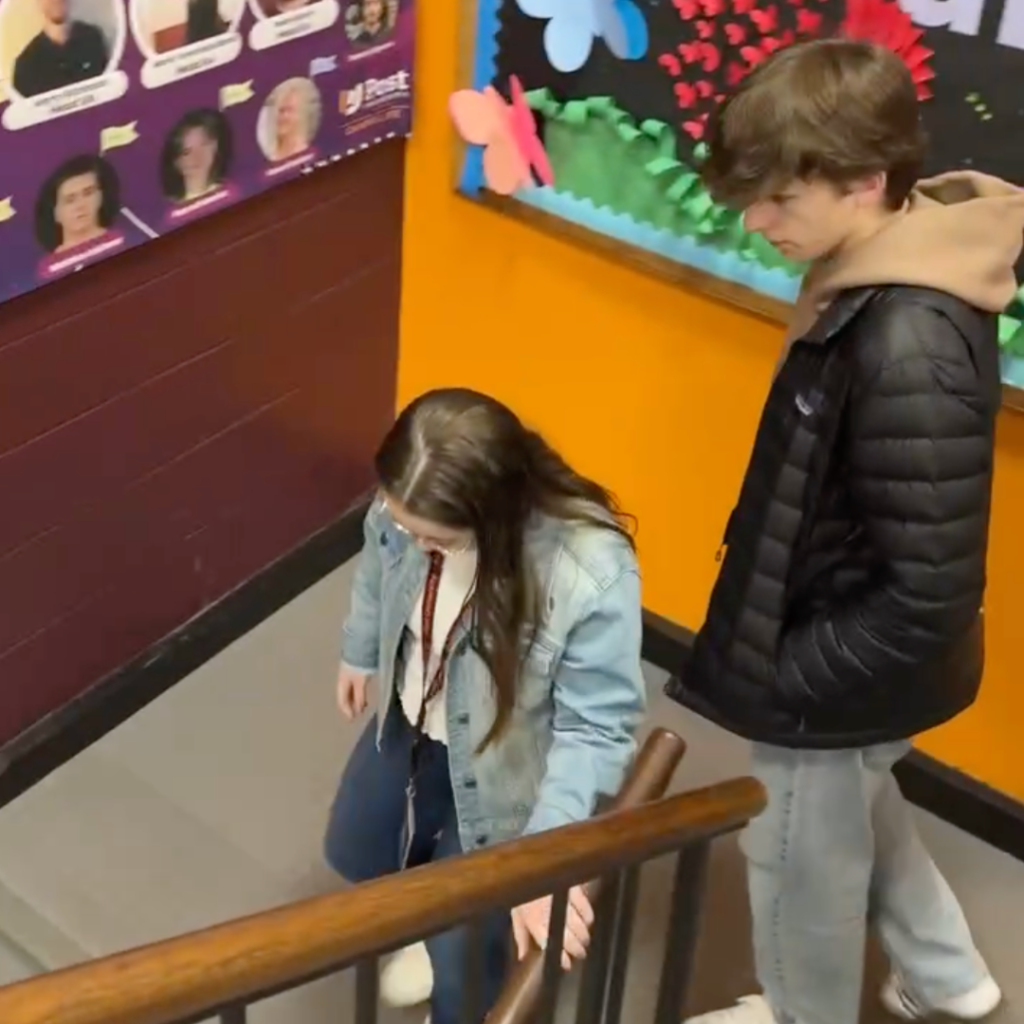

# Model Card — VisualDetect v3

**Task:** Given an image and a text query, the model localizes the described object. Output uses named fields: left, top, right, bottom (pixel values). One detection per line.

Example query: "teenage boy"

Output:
left=667, top=38, right=1021, bottom=1024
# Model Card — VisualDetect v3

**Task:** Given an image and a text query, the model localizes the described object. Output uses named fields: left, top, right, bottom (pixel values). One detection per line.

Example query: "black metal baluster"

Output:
left=219, top=1006, right=247, bottom=1024
left=653, top=842, right=711, bottom=1024
left=355, top=955, right=380, bottom=1024
left=574, top=873, right=622, bottom=1024
left=599, top=866, right=640, bottom=1024
left=535, top=888, right=569, bottom=1024
left=460, top=920, right=485, bottom=1024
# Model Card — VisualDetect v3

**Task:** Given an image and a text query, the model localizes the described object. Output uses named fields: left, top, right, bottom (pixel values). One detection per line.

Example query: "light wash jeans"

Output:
left=743, top=741, right=990, bottom=1024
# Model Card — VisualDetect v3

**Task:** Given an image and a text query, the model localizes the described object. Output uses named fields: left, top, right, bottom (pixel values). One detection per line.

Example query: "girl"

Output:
left=324, top=388, right=647, bottom=1024
left=161, top=110, right=230, bottom=203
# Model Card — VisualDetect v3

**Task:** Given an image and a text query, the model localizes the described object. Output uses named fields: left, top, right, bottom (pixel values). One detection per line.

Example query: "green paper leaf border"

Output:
left=524, top=90, right=1023, bottom=351
left=525, top=90, right=799, bottom=274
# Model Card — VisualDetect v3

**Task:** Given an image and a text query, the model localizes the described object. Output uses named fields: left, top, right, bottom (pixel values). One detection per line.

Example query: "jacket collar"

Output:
left=801, top=287, right=878, bottom=345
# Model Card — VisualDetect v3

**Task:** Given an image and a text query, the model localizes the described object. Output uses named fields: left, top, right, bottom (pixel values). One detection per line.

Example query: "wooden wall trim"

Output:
left=0, top=498, right=370, bottom=809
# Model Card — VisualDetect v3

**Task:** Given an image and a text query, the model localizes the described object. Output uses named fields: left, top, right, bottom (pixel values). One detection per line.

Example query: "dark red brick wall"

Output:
left=0, top=141, right=404, bottom=748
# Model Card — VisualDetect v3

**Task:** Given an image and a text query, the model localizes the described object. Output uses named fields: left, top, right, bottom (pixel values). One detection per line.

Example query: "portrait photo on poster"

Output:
left=0, top=0, right=128, bottom=126
left=257, top=76, right=322, bottom=170
left=0, top=0, right=413, bottom=309
left=131, top=0, right=244, bottom=55
left=344, top=0, right=396, bottom=51
left=161, top=107, right=237, bottom=219
left=254, top=0, right=312, bottom=19
left=34, top=153, right=125, bottom=275
left=246, top=0, right=339, bottom=52
left=131, top=0, right=245, bottom=88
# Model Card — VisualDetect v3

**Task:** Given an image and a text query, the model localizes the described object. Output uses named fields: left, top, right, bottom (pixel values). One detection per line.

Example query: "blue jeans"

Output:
left=743, top=741, right=989, bottom=1024
left=324, top=709, right=511, bottom=1024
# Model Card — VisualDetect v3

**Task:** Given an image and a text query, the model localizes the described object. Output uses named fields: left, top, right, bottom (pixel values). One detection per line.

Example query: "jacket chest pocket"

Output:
left=516, top=635, right=562, bottom=712
left=378, top=524, right=419, bottom=609
left=377, top=522, right=408, bottom=571
left=781, top=345, right=856, bottom=599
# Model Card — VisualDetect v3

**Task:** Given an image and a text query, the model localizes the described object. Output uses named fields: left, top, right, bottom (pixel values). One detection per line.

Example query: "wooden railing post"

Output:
left=486, top=727, right=688, bottom=1024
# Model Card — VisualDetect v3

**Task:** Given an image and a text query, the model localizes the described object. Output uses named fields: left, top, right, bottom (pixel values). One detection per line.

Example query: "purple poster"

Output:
left=0, top=0, right=414, bottom=301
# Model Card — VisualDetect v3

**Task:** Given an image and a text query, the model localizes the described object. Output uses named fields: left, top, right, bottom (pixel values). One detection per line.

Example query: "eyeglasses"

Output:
left=377, top=497, right=474, bottom=557
left=390, top=519, right=474, bottom=557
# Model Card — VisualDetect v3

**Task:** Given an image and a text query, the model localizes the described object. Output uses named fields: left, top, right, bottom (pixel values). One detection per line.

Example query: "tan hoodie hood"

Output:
left=788, top=170, right=1024, bottom=342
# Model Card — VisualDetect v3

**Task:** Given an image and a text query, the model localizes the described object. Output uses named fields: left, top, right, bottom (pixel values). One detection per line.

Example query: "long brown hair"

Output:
left=375, top=388, right=635, bottom=751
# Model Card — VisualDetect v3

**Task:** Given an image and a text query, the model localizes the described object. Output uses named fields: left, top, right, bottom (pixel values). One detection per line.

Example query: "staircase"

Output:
left=0, top=557, right=768, bottom=1024
left=0, top=561, right=1020, bottom=1024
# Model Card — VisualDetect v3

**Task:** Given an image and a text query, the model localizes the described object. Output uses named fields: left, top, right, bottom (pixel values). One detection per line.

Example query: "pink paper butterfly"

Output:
left=749, top=4, right=779, bottom=31
left=741, top=42, right=769, bottom=65
left=796, top=8, right=822, bottom=30
left=726, top=60, right=747, bottom=85
left=683, top=113, right=708, bottom=138
left=449, top=75, right=555, bottom=195
left=699, top=41, right=721, bottom=70
left=659, top=52, right=683, bottom=75
left=678, top=40, right=702, bottom=62
left=675, top=81, right=697, bottom=107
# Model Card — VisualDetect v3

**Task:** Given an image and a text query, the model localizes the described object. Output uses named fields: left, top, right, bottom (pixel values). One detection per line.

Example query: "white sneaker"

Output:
left=881, top=972, right=1003, bottom=1021
left=686, top=995, right=777, bottom=1023
left=380, top=941, right=434, bottom=1007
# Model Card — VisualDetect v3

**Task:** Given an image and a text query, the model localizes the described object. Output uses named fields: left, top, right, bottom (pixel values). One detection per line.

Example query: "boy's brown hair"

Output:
left=701, top=39, right=927, bottom=211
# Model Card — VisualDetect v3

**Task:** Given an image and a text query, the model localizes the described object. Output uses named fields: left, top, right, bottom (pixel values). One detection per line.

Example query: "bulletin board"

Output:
left=0, top=0, right=414, bottom=303
left=452, top=0, right=1024, bottom=407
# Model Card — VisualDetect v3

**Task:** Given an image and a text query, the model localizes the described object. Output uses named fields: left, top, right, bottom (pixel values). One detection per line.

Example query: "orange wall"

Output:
left=399, top=8, right=1024, bottom=801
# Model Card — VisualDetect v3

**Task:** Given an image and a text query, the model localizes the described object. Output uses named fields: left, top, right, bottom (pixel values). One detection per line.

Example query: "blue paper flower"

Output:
left=516, top=0, right=649, bottom=73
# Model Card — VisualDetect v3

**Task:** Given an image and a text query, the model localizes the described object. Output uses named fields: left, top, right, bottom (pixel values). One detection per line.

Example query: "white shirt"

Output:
left=400, top=549, right=477, bottom=746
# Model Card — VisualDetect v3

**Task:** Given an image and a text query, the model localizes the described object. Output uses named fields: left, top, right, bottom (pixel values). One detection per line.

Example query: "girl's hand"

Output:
left=510, top=885, right=593, bottom=970
left=336, top=665, right=371, bottom=719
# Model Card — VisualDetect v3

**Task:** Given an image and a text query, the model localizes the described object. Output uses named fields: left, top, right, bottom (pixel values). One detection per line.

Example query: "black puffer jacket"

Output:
left=666, top=285, right=1001, bottom=749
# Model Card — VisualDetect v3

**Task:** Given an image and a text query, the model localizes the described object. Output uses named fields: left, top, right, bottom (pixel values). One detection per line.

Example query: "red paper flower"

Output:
left=841, top=0, right=935, bottom=99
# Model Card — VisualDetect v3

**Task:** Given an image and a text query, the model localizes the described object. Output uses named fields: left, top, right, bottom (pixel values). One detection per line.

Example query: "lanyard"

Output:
left=414, top=551, right=472, bottom=737
left=403, top=552, right=473, bottom=863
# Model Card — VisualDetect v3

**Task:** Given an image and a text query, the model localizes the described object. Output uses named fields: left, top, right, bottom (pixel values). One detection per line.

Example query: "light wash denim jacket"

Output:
left=341, top=498, right=647, bottom=853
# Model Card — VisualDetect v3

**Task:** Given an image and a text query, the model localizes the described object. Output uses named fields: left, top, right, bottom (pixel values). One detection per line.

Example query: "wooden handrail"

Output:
left=488, top=728, right=687, bottom=1024
left=0, top=776, right=766, bottom=1024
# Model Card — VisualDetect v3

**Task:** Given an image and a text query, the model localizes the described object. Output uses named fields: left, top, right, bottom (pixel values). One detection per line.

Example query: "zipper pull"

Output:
left=715, top=544, right=726, bottom=563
